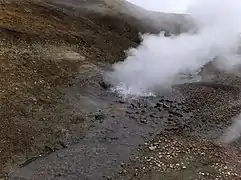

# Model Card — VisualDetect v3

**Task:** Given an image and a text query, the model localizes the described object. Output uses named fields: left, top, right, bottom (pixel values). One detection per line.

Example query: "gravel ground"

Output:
left=1, top=0, right=241, bottom=179
left=116, top=135, right=241, bottom=180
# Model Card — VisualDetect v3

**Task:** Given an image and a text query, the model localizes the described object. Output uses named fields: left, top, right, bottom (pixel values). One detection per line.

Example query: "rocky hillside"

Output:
left=0, top=0, right=191, bottom=177
left=1, top=1, right=241, bottom=180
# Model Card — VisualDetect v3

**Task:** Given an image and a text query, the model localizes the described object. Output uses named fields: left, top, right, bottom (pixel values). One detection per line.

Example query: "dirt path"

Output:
left=10, top=81, right=241, bottom=179
left=1, top=0, right=241, bottom=179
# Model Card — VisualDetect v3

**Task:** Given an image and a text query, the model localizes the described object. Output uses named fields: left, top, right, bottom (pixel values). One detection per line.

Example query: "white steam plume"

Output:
left=220, top=114, right=241, bottom=143
left=125, top=0, right=191, bottom=13
left=107, top=0, right=241, bottom=96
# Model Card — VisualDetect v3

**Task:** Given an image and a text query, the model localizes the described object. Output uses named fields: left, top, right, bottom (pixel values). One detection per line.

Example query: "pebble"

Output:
left=155, top=103, right=162, bottom=108
left=163, top=104, right=170, bottom=109
left=149, top=146, right=157, bottom=151
left=150, top=114, right=156, bottom=118
left=140, top=119, right=147, bottom=124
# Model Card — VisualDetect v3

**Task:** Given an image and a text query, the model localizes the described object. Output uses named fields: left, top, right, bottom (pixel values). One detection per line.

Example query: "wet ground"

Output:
left=9, top=78, right=241, bottom=179
left=1, top=0, right=241, bottom=179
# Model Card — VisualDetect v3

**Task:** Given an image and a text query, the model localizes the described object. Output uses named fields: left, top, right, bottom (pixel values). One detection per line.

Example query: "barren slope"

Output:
left=1, top=0, right=241, bottom=180
left=1, top=0, right=145, bottom=176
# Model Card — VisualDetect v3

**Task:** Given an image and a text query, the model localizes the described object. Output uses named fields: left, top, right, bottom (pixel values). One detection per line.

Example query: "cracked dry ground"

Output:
left=1, top=0, right=241, bottom=180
